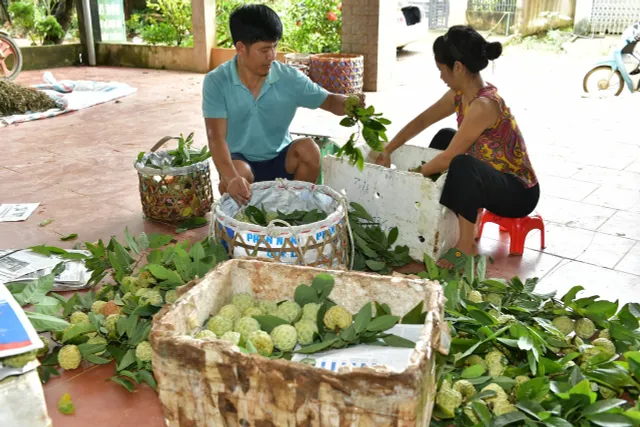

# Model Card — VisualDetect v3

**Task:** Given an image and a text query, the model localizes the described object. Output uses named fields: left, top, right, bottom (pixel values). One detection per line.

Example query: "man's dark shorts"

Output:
left=231, top=144, right=294, bottom=183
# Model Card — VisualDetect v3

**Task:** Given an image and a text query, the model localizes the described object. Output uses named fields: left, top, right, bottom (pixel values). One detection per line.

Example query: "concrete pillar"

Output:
left=192, top=0, right=216, bottom=73
left=341, top=0, right=396, bottom=92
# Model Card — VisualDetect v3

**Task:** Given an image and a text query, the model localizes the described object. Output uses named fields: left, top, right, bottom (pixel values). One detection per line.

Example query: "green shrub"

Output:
left=34, top=15, right=63, bottom=45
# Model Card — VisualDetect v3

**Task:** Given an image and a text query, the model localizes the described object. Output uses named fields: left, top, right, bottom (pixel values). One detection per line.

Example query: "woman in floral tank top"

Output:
left=376, top=25, right=540, bottom=268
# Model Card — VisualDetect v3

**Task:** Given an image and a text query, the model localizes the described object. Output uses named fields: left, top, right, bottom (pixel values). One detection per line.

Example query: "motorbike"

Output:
left=583, top=39, right=640, bottom=97
left=0, top=1, right=22, bottom=81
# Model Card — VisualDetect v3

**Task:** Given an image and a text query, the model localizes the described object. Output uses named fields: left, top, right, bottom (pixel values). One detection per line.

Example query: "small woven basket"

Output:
left=134, top=136, right=214, bottom=222
left=309, top=53, right=364, bottom=94
left=284, top=53, right=311, bottom=76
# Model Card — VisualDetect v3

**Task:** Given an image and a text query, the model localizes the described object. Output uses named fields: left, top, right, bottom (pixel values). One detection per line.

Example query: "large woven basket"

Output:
left=309, top=53, right=364, bottom=94
left=284, top=53, right=311, bottom=76
left=134, top=136, right=213, bottom=222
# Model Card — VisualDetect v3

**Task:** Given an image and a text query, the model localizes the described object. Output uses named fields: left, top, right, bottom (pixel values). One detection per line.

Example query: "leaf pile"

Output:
left=336, top=96, right=392, bottom=171
left=196, top=272, right=416, bottom=360
left=136, top=132, right=211, bottom=169
left=417, top=255, right=640, bottom=427
left=4, top=228, right=228, bottom=392
left=235, top=205, right=328, bottom=227
left=348, top=202, right=412, bottom=274
left=0, top=80, right=61, bottom=116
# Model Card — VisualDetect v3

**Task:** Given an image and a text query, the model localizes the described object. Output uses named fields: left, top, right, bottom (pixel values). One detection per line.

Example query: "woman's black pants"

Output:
left=430, top=128, right=540, bottom=224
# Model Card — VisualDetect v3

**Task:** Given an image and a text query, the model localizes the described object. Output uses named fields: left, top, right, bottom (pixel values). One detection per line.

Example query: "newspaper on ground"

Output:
left=0, top=249, right=61, bottom=283
left=1, top=250, right=91, bottom=291
left=0, top=203, right=40, bottom=222
left=0, top=284, right=44, bottom=366
left=290, top=324, right=424, bottom=373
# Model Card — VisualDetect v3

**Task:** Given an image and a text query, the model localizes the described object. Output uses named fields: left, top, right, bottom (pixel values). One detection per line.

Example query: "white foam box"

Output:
left=322, top=144, right=459, bottom=261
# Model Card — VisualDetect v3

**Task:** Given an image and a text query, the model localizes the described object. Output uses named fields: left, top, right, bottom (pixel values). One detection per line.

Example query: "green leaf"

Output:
left=562, top=286, right=584, bottom=305
left=117, top=349, right=137, bottom=372
left=110, top=376, right=135, bottom=393
left=517, top=376, right=550, bottom=402
left=62, top=322, right=96, bottom=342
left=254, top=315, right=289, bottom=333
left=39, top=219, right=54, bottom=227
left=146, top=264, right=184, bottom=284
left=77, top=343, right=106, bottom=357
left=515, top=401, right=545, bottom=420
left=401, top=301, right=424, bottom=325
left=60, top=233, right=78, bottom=241
left=618, top=304, right=640, bottom=330
left=374, top=301, right=392, bottom=318
left=585, top=300, right=619, bottom=320
left=339, top=117, right=356, bottom=127
left=587, top=414, right=635, bottom=427
left=365, top=259, right=387, bottom=271
left=353, top=302, right=372, bottom=334
left=173, top=246, right=193, bottom=282
left=382, top=334, right=415, bottom=348
left=296, top=338, right=338, bottom=354
left=471, top=400, right=493, bottom=425
left=124, top=227, right=140, bottom=255
left=424, top=254, right=440, bottom=280
left=147, top=233, right=174, bottom=248
left=57, top=393, right=75, bottom=415
left=137, top=370, right=157, bottom=390
left=365, top=315, right=400, bottom=333
left=311, top=273, right=335, bottom=300
left=583, top=399, right=628, bottom=416
left=492, top=412, right=528, bottom=426
left=387, top=227, right=399, bottom=246
left=543, top=418, right=574, bottom=427
left=15, top=274, right=55, bottom=306
left=26, top=311, right=70, bottom=332
left=83, top=353, right=112, bottom=364
left=461, top=364, right=486, bottom=379
left=176, top=217, right=208, bottom=233
left=33, top=296, right=62, bottom=316
left=467, top=307, right=497, bottom=325
left=294, top=285, right=319, bottom=306
left=477, top=256, right=487, bottom=282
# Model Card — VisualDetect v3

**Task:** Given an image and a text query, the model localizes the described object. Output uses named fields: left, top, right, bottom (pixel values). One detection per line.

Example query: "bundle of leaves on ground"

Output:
left=136, top=132, right=211, bottom=169
left=3, top=228, right=228, bottom=392
left=192, top=272, right=417, bottom=360
left=234, top=205, right=327, bottom=227
left=419, top=255, right=640, bottom=426
left=0, top=80, right=60, bottom=116
left=336, top=95, right=392, bottom=171
left=348, top=202, right=412, bottom=274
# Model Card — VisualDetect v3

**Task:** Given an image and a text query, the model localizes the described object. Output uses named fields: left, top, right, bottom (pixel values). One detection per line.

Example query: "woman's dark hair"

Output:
left=433, top=25, right=502, bottom=73
left=229, top=4, right=283, bottom=48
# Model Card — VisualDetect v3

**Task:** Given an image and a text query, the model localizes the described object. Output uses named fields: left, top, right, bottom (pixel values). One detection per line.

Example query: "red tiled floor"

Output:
left=3, top=57, right=640, bottom=426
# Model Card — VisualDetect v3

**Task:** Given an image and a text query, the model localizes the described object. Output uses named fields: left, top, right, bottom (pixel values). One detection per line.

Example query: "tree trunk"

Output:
left=48, top=0, right=76, bottom=44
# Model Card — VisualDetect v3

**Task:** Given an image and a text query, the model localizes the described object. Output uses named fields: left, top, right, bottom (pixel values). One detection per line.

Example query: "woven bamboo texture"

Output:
left=309, top=53, right=364, bottom=95
left=284, top=53, right=311, bottom=76
left=136, top=137, right=214, bottom=222
left=212, top=180, right=350, bottom=269
left=150, top=259, right=448, bottom=427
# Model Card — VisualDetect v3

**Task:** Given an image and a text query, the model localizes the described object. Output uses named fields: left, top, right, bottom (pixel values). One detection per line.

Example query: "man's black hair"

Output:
left=229, top=4, right=283, bottom=47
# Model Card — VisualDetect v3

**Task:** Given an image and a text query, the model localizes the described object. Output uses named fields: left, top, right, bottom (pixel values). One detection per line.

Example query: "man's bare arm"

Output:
left=205, top=118, right=238, bottom=182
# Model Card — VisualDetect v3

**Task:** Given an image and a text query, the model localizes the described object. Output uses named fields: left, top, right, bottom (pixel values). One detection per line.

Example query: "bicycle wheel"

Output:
left=582, top=65, right=624, bottom=97
left=0, top=33, right=23, bottom=81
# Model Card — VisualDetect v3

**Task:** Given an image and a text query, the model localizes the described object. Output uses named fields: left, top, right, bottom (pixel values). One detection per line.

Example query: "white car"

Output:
left=397, top=2, right=430, bottom=49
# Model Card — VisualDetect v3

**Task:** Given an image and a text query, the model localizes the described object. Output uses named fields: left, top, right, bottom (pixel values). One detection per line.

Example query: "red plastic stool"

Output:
left=477, top=210, right=546, bottom=256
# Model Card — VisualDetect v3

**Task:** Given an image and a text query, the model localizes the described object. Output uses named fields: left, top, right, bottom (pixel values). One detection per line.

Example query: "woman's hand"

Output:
left=375, top=151, right=391, bottom=168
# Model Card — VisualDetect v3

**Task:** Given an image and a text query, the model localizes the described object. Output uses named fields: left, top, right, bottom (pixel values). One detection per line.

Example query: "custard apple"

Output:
left=87, top=335, right=107, bottom=355
left=135, top=341, right=153, bottom=362
left=592, top=338, right=616, bottom=355
left=435, top=388, right=463, bottom=419
left=575, top=318, right=596, bottom=339
left=248, top=331, right=274, bottom=356
left=207, top=315, right=233, bottom=337
left=70, top=311, right=89, bottom=325
left=138, top=271, right=157, bottom=288
left=453, top=380, right=476, bottom=400
left=276, top=301, right=302, bottom=323
left=301, top=303, right=321, bottom=322
left=102, top=300, right=122, bottom=317
left=1, top=350, right=37, bottom=368
left=493, top=399, right=518, bottom=416
left=467, top=290, right=483, bottom=303
left=121, top=276, right=140, bottom=293
left=294, top=319, right=318, bottom=345
left=194, top=330, right=217, bottom=341
left=552, top=316, right=575, bottom=335
left=271, top=324, right=298, bottom=352
left=58, top=345, right=82, bottom=370
left=323, top=306, right=352, bottom=330
left=483, top=293, right=502, bottom=306
left=244, top=306, right=264, bottom=317
left=218, top=304, right=242, bottom=323
left=139, top=289, right=163, bottom=307
left=258, top=300, right=279, bottom=316
left=165, top=290, right=178, bottom=304
left=91, top=300, right=107, bottom=315
left=37, top=336, right=50, bottom=357
left=232, top=293, right=255, bottom=313
left=221, top=331, right=242, bottom=346
left=234, top=316, right=261, bottom=341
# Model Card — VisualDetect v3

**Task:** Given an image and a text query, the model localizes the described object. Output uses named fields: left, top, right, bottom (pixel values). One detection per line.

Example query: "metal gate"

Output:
left=590, top=0, right=640, bottom=35
left=467, top=0, right=518, bottom=35
left=427, top=0, right=451, bottom=29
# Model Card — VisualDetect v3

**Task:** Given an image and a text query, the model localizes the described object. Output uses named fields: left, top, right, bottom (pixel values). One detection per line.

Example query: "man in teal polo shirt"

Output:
left=203, top=4, right=363, bottom=205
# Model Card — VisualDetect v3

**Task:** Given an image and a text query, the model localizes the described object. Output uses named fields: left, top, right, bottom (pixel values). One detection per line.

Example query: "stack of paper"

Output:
left=0, top=249, right=91, bottom=291
left=0, top=285, right=44, bottom=381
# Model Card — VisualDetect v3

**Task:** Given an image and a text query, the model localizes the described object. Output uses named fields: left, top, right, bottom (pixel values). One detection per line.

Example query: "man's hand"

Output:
left=227, top=176, right=251, bottom=205
left=375, top=152, right=391, bottom=168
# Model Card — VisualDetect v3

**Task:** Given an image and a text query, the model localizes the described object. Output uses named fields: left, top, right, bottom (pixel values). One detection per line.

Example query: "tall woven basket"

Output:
left=309, top=53, right=364, bottom=95
left=284, top=53, right=311, bottom=76
left=134, top=136, right=213, bottom=222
